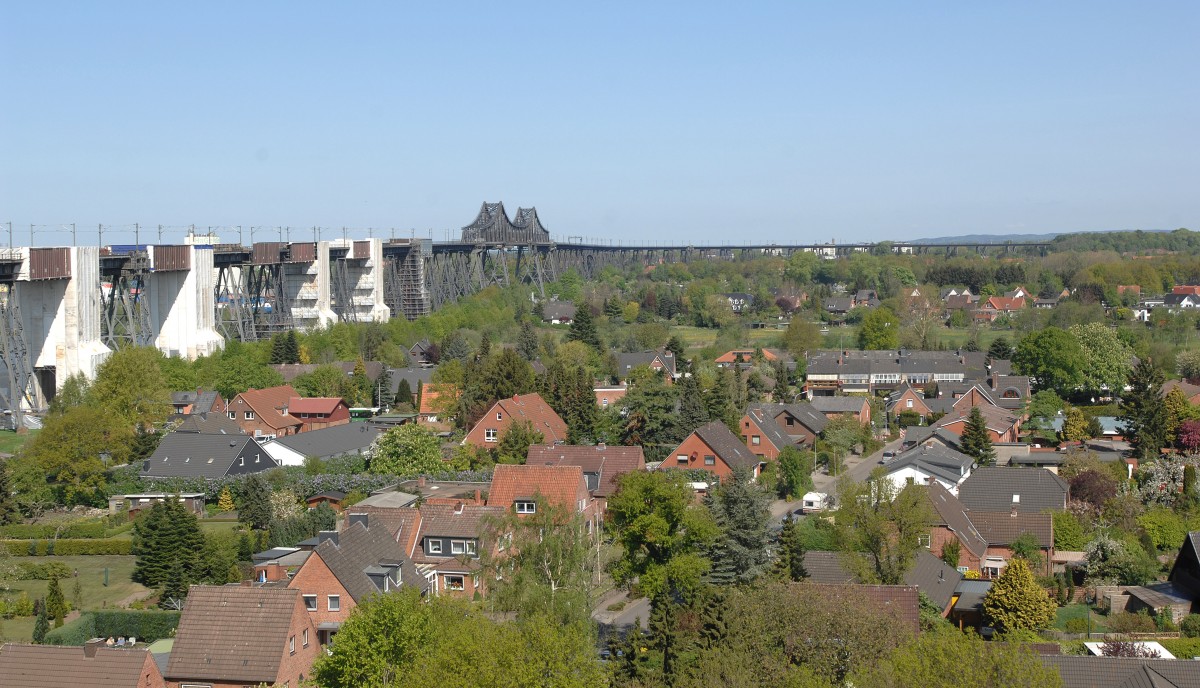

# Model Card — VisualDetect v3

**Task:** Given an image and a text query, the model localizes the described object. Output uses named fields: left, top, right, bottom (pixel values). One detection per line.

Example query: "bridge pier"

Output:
left=146, top=246, right=224, bottom=359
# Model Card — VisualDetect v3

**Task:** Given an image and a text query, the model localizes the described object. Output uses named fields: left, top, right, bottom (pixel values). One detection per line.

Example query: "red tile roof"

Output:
left=287, top=397, right=343, bottom=415
left=488, top=464, right=587, bottom=512
left=490, top=393, right=568, bottom=443
left=419, top=384, right=458, bottom=415
left=526, top=444, right=646, bottom=497
left=0, top=644, right=163, bottom=688
left=233, top=385, right=302, bottom=431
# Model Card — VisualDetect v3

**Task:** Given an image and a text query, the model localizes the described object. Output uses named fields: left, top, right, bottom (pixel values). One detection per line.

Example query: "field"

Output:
left=1, top=555, right=150, bottom=642
left=0, top=429, right=37, bottom=456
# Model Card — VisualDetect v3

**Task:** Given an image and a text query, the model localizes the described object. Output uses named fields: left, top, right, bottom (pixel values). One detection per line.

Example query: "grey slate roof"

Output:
left=748, top=402, right=828, bottom=435
left=743, top=408, right=796, bottom=452
left=801, top=551, right=962, bottom=612
left=926, top=483, right=988, bottom=558
left=172, top=389, right=221, bottom=413
left=315, top=519, right=428, bottom=599
left=172, top=411, right=245, bottom=435
left=808, top=396, right=868, bottom=414
left=693, top=421, right=762, bottom=470
left=1044, top=655, right=1200, bottom=688
left=142, top=433, right=266, bottom=479
left=902, top=426, right=965, bottom=451
left=958, top=467, right=1068, bottom=514
left=271, top=422, right=386, bottom=460
left=617, top=351, right=676, bottom=378
left=885, top=445, right=974, bottom=486
left=969, top=511, right=1054, bottom=547
left=390, top=366, right=436, bottom=396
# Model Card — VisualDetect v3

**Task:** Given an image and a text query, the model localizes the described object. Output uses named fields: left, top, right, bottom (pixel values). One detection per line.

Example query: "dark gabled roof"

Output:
left=902, top=426, right=964, bottom=451
left=314, top=519, right=427, bottom=600
left=1044, top=655, right=1200, bottom=688
left=885, top=445, right=974, bottom=486
left=166, top=585, right=303, bottom=683
left=808, top=583, right=921, bottom=634
left=416, top=503, right=505, bottom=541
left=969, top=511, right=1054, bottom=548
left=389, top=366, right=436, bottom=395
left=271, top=422, right=386, bottom=460
left=744, top=408, right=796, bottom=452
left=172, top=412, right=245, bottom=435
left=0, top=644, right=160, bottom=688
left=926, top=483, right=988, bottom=558
left=748, top=402, right=827, bottom=435
left=542, top=301, right=577, bottom=320
left=823, top=297, right=854, bottom=312
left=808, top=396, right=868, bottom=414
left=143, top=433, right=262, bottom=479
left=617, top=351, right=675, bottom=377
left=172, top=389, right=221, bottom=412
left=801, top=551, right=961, bottom=613
left=526, top=444, right=646, bottom=498
left=692, top=421, right=762, bottom=470
left=958, top=467, right=1068, bottom=514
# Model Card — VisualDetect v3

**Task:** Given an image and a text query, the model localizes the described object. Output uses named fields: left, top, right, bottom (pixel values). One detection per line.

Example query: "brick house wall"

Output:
left=739, top=415, right=781, bottom=461
left=771, top=411, right=820, bottom=447
left=295, top=402, right=351, bottom=432
left=893, top=389, right=931, bottom=419
left=939, top=417, right=1019, bottom=443
left=985, top=545, right=1054, bottom=576
left=287, top=553, right=354, bottom=640
left=226, top=395, right=300, bottom=438
left=433, top=569, right=482, bottom=599
left=929, top=525, right=981, bottom=573
left=663, top=434, right=734, bottom=481
left=594, top=387, right=628, bottom=410
left=273, top=594, right=323, bottom=688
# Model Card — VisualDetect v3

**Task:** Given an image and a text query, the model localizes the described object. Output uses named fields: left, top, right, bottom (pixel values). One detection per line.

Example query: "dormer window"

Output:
left=428, top=539, right=443, bottom=554
left=515, top=500, right=536, bottom=514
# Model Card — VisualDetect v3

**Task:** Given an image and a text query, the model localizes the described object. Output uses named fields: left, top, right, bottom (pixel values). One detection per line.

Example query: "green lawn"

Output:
left=3, top=555, right=150, bottom=642
left=1054, top=604, right=1107, bottom=633
left=0, top=429, right=37, bottom=456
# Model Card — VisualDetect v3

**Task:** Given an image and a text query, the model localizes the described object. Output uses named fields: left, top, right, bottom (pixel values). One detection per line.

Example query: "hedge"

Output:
left=2, top=539, right=132, bottom=556
left=17, top=561, right=72, bottom=580
left=45, top=610, right=181, bottom=646
left=0, top=522, right=108, bottom=539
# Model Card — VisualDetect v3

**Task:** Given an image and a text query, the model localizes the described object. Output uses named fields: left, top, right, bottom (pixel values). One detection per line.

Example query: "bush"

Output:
left=43, top=614, right=96, bottom=646
left=44, top=610, right=181, bottom=645
left=0, top=592, right=35, bottom=619
left=0, top=522, right=108, bottom=540
left=1160, top=638, right=1200, bottom=659
left=2, top=538, right=133, bottom=556
left=1181, top=614, right=1200, bottom=638
left=1064, top=618, right=1089, bottom=634
left=17, top=561, right=72, bottom=580
left=1106, top=610, right=1157, bottom=634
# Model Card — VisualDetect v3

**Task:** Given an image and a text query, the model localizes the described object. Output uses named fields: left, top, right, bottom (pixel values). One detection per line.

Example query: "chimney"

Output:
left=348, top=513, right=368, bottom=530
left=597, top=442, right=606, bottom=450
left=84, top=638, right=105, bottom=658
left=417, top=476, right=426, bottom=487
left=318, top=530, right=339, bottom=546
left=1011, top=494, right=1020, bottom=517
left=474, top=489, right=482, bottom=503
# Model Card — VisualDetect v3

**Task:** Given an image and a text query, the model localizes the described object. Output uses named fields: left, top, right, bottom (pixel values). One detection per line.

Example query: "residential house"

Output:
left=526, top=444, right=646, bottom=513
left=409, top=503, right=505, bottom=599
left=901, top=426, right=966, bottom=453
left=488, top=463, right=599, bottom=527
left=287, top=397, right=351, bottom=432
left=262, top=422, right=387, bottom=467
left=109, top=493, right=206, bottom=517
left=664, top=421, right=763, bottom=481
left=715, top=348, right=780, bottom=368
left=943, top=292, right=980, bottom=312
left=739, top=408, right=799, bottom=460
left=887, top=385, right=932, bottom=423
left=970, top=510, right=1055, bottom=576
left=226, top=385, right=303, bottom=438
left=1174, top=285, right=1200, bottom=297
left=0, top=642, right=165, bottom=688
left=164, top=585, right=321, bottom=688
left=929, top=403, right=1021, bottom=443
left=823, top=297, right=854, bottom=316
left=882, top=445, right=975, bottom=495
left=745, top=402, right=827, bottom=447
left=462, top=393, right=568, bottom=447
left=541, top=301, right=577, bottom=324
left=1165, top=293, right=1200, bottom=310
left=1162, top=379, right=1200, bottom=404
left=1033, top=296, right=1060, bottom=309
left=593, top=384, right=628, bottom=410
left=973, top=295, right=1026, bottom=323
left=141, top=433, right=276, bottom=480
left=1045, top=656, right=1200, bottom=688
left=617, top=350, right=677, bottom=382
left=305, top=491, right=346, bottom=511
left=808, top=396, right=871, bottom=425
left=170, top=388, right=224, bottom=416
left=806, top=349, right=971, bottom=396
left=724, top=292, right=754, bottom=313
left=926, top=482, right=989, bottom=574
left=853, top=289, right=881, bottom=308
left=989, top=374, right=1032, bottom=411
left=389, top=366, right=436, bottom=404
left=958, top=467, right=1069, bottom=514
left=417, top=382, right=458, bottom=429
left=171, top=412, right=244, bottom=435
left=287, top=515, right=427, bottom=644
left=801, top=551, right=962, bottom=616
left=408, top=339, right=435, bottom=365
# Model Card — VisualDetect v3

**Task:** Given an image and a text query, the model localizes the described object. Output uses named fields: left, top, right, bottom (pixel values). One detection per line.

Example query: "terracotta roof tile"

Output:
left=0, top=644, right=162, bottom=688
left=287, top=397, right=343, bottom=415
left=488, top=464, right=588, bottom=511
left=526, top=444, right=646, bottom=497
left=232, top=385, right=302, bottom=431
left=491, top=393, right=568, bottom=443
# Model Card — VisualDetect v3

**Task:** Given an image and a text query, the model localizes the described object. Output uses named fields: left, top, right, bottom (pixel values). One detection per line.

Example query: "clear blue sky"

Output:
left=2, top=2, right=1196, bottom=246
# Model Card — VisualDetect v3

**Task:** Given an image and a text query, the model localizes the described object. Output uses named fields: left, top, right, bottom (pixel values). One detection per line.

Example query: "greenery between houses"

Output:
left=44, top=610, right=180, bottom=646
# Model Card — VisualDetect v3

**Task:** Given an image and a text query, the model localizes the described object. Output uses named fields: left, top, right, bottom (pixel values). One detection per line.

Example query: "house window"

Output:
left=906, top=399, right=913, bottom=408
left=515, top=501, right=536, bottom=514
left=303, top=595, right=317, bottom=611
left=227, top=411, right=235, bottom=419
left=957, top=566, right=970, bottom=574
left=751, top=435, right=761, bottom=446
left=451, top=540, right=467, bottom=555
left=676, top=455, right=689, bottom=464
left=327, top=595, right=340, bottom=611
left=303, top=629, right=309, bottom=648
left=704, top=455, right=716, bottom=466
left=496, top=412, right=503, bottom=421
left=245, top=411, right=255, bottom=420
left=498, top=533, right=511, bottom=551
left=484, top=428, right=498, bottom=443
left=578, top=499, right=586, bottom=512
left=785, top=417, right=795, bottom=427
left=238, top=458, right=244, bottom=466
left=255, top=454, right=260, bottom=463
left=918, top=534, right=931, bottom=548
left=445, top=575, right=465, bottom=591
left=290, top=635, right=295, bottom=655
left=602, top=398, right=609, bottom=407
left=428, top=539, right=443, bottom=554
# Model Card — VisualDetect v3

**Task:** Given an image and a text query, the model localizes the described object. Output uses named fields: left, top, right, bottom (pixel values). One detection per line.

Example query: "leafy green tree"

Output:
left=940, top=539, right=961, bottom=568
left=374, top=367, right=395, bottom=408
left=1178, top=349, right=1200, bottom=380
left=1011, top=532, right=1044, bottom=571
left=1052, top=511, right=1086, bottom=551
left=1121, top=357, right=1168, bottom=460
left=565, top=303, right=602, bottom=353
left=292, top=363, right=348, bottom=398
left=237, top=473, right=272, bottom=531
left=857, top=307, right=900, bottom=350
left=86, top=345, right=172, bottom=429
left=1013, top=327, right=1086, bottom=396
left=783, top=318, right=824, bottom=357
left=982, top=557, right=1056, bottom=633
left=821, top=415, right=865, bottom=475
left=666, top=335, right=686, bottom=362
left=0, top=458, right=20, bottom=525
left=607, top=470, right=719, bottom=598
left=312, top=587, right=433, bottom=688
left=284, top=330, right=300, bottom=363
left=47, top=372, right=90, bottom=416
left=438, top=330, right=472, bottom=364
left=706, top=468, right=771, bottom=585
left=269, top=333, right=288, bottom=364
left=367, top=423, right=445, bottom=475
left=516, top=319, right=540, bottom=360
left=212, top=353, right=285, bottom=399
left=676, top=371, right=710, bottom=433
left=132, top=497, right=205, bottom=592
left=1070, top=322, right=1134, bottom=396
left=853, top=625, right=1063, bottom=688
left=776, top=515, right=809, bottom=582
left=349, top=357, right=371, bottom=406
left=494, top=420, right=544, bottom=464
left=393, top=377, right=413, bottom=408
left=22, top=405, right=131, bottom=505
left=477, top=348, right=536, bottom=406
left=961, top=406, right=996, bottom=465
left=987, top=336, right=1015, bottom=362
left=836, top=473, right=933, bottom=585
left=777, top=446, right=814, bottom=499
left=622, top=366, right=680, bottom=459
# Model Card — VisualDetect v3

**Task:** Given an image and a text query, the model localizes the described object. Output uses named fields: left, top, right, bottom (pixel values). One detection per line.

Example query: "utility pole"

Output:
left=6, top=221, right=11, bottom=249
left=71, top=223, right=76, bottom=246
left=134, top=223, right=140, bottom=246
left=97, top=224, right=103, bottom=247
left=157, top=224, right=163, bottom=242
